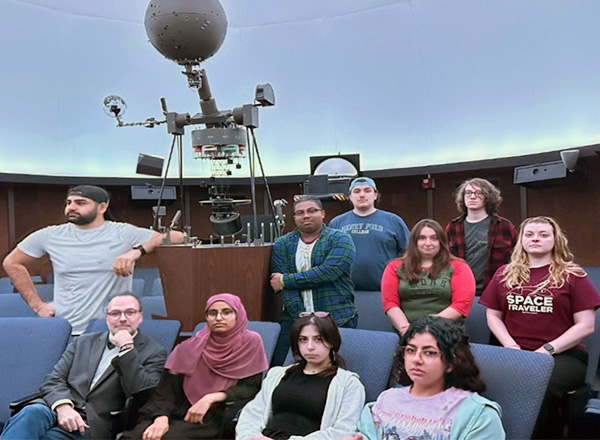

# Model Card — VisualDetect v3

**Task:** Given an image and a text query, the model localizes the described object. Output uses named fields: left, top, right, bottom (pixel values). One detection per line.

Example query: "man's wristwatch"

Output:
left=133, top=244, right=147, bottom=256
left=543, top=343, right=555, bottom=355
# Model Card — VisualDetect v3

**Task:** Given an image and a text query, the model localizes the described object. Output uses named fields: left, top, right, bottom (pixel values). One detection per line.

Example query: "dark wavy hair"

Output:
left=288, top=314, right=345, bottom=377
left=453, top=177, right=503, bottom=215
left=393, top=316, right=485, bottom=393
left=399, top=219, right=457, bottom=284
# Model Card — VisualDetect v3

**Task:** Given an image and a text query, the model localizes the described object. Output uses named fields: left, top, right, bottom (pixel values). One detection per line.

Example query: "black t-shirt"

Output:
left=262, top=368, right=334, bottom=440
left=464, top=216, right=490, bottom=292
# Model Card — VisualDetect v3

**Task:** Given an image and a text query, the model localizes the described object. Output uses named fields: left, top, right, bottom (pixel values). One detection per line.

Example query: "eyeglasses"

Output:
left=400, top=346, right=442, bottom=360
left=206, top=309, right=235, bottom=319
left=299, top=311, right=330, bottom=318
left=464, top=190, right=484, bottom=198
left=107, top=309, right=140, bottom=319
left=293, top=208, right=322, bottom=217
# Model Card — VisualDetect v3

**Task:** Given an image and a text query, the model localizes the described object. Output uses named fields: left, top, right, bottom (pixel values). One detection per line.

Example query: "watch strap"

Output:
left=543, top=343, right=555, bottom=355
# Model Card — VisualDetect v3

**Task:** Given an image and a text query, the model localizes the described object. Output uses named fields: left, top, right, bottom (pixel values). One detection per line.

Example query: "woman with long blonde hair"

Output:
left=480, top=216, right=600, bottom=439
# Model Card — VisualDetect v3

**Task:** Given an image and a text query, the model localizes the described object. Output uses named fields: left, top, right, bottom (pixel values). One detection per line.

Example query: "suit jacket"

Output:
left=39, top=331, right=167, bottom=440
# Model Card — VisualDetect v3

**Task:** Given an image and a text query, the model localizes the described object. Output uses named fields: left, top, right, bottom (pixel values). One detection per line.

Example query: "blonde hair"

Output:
left=502, top=216, right=585, bottom=288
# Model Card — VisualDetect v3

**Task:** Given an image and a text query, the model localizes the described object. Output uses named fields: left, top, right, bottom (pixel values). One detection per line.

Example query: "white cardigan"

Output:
left=235, top=365, right=365, bottom=440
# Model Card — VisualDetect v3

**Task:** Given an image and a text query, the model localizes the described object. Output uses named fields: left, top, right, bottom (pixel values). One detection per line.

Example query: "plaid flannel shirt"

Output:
left=271, top=226, right=357, bottom=326
left=446, top=213, right=517, bottom=290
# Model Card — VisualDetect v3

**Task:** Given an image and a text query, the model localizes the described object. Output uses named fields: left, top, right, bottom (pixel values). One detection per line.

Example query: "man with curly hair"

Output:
left=445, top=178, right=517, bottom=295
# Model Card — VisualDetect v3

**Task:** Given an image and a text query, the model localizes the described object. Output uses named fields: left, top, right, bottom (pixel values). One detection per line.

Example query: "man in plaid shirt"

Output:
left=445, top=178, right=517, bottom=295
left=270, top=195, right=357, bottom=365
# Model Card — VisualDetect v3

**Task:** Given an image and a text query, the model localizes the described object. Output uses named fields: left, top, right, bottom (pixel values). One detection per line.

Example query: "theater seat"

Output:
left=0, top=277, right=13, bottom=293
left=35, top=284, right=54, bottom=302
left=140, top=296, right=167, bottom=319
left=133, top=267, right=160, bottom=296
left=0, top=317, right=72, bottom=424
left=465, top=297, right=491, bottom=344
left=470, top=342, right=554, bottom=440
left=0, top=295, right=37, bottom=317
left=353, top=290, right=394, bottom=332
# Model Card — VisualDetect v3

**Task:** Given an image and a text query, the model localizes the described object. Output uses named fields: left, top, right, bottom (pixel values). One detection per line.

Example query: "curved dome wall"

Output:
left=1, top=0, right=599, bottom=178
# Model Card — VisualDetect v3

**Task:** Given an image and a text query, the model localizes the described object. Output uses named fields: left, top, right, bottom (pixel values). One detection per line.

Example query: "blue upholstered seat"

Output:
left=0, top=317, right=72, bottom=424
left=0, top=277, right=13, bottom=293
left=35, top=284, right=54, bottom=302
left=353, top=290, right=394, bottom=332
left=133, top=267, right=160, bottom=296
left=140, top=296, right=167, bottom=319
left=131, top=278, right=146, bottom=297
left=465, top=297, right=491, bottom=344
left=470, top=342, right=554, bottom=440
left=0, top=295, right=37, bottom=317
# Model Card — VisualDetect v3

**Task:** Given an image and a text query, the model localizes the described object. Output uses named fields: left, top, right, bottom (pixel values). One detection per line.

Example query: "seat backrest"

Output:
left=338, top=328, right=399, bottom=402
left=84, top=319, right=181, bottom=355
left=465, top=297, right=491, bottom=344
left=150, top=278, right=163, bottom=296
left=583, top=309, right=600, bottom=386
left=0, top=317, right=72, bottom=423
left=140, top=296, right=167, bottom=319
left=0, top=277, right=13, bottom=293
left=247, top=321, right=281, bottom=362
left=133, top=267, right=160, bottom=296
left=470, top=342, right=554, bottom=440
left=0, top=294, right=37, bottom=317
left=131, top=279, right=146, bottom=297
left=193, top=321, right=282, bottom=365
left=582, top=266, right=600, bottom=290
left=354, top=290, right=394, bottom=332
left=35, top=283, right=54, bottom=302
left=283, top=327, right=399, bottom=403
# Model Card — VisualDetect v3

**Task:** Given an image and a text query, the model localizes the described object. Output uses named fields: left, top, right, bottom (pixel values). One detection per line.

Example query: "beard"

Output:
left=67, top=211, right=97, bottom=226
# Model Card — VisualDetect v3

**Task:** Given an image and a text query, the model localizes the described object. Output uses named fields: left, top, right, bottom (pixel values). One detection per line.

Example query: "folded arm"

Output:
left=282, top=234, right=355, bottom=290
left=114, top=230, right=185, bottom=277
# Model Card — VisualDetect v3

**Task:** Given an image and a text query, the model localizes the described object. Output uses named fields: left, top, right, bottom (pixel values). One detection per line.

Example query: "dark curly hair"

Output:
left=453, top=177, right=503, bottom=215
left=288, top=314, right=345, bottom=378
left=392, top=316, right=486, bottom=393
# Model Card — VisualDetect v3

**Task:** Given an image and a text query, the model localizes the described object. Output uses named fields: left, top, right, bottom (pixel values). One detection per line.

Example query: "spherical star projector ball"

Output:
left=144, top=0, right=228, bottom=65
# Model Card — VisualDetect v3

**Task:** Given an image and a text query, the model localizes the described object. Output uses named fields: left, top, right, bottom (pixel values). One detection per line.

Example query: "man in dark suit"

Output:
left=0, top=294, right=167, bottom=440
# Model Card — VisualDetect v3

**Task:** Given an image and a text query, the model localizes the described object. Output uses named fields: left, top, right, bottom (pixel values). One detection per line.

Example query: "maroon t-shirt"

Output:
left=480, top=264, right=600, bottom=351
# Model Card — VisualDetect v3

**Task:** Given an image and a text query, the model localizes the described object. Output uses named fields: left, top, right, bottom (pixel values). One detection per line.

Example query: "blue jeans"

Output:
left=271, top=311, right=359, bottom=367
left=1, top=404, right=90, bottom=440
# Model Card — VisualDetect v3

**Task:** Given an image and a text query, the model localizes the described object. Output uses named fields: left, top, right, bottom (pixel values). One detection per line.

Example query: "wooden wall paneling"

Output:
left=525, top=155, right=600, bottom=266
left=0, top=154, right=599, bottom=269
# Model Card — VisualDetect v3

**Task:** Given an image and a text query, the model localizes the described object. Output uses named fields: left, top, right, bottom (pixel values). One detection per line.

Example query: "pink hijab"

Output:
left=165, top=293, right=269, bottom=403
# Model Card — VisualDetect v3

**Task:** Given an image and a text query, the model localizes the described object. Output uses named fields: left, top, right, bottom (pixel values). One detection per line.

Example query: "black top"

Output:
left=139, top=369, right=261, bottom=421
left=263, top=368, right=334, bottom=440
left=119, top=370, right=262, bottom=440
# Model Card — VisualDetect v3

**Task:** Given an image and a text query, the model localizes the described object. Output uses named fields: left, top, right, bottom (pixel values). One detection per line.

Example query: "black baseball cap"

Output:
left=68, top=185, right=110, bottom=204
